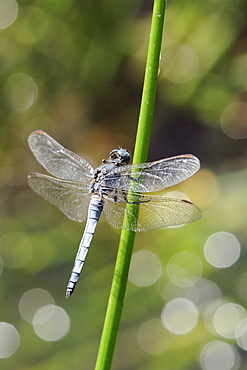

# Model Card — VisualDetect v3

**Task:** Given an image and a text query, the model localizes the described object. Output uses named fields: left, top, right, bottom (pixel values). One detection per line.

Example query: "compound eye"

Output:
left=118, top=149, right=131, bottom=164
left=109, top=149, right=118, bottom=159
left=125, top=154, right=130, bottom=164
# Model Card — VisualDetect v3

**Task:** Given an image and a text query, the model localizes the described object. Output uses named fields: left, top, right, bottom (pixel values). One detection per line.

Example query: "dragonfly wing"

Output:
left=103, top=197, right=127, bottom=230
left=104, top=154, right=200, bottom=193
left=28, top=130, right=94, bottom=181
left=28, top=173, right=90, bottom=222
left=103, top=194, right=201, bottom=231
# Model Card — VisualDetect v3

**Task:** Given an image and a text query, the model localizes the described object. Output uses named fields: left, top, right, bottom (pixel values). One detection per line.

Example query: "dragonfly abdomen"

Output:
left=66, top=196, right=104, bottom=298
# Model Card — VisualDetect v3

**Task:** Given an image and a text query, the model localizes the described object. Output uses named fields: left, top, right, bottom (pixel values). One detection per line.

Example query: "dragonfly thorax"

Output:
left=91, top=160, right=120, bottom=196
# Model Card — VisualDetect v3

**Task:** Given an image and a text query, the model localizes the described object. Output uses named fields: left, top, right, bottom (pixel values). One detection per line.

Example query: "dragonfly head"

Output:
left=109, top=148, right=131, bottom=165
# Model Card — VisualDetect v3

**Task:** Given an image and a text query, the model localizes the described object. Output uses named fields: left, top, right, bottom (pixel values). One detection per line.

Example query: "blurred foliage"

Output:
left=0, top=0, right=247, bottom=369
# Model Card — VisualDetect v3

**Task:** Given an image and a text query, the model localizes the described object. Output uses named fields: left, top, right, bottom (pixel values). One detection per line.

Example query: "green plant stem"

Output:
left=95, top=1, right=166, bottom=369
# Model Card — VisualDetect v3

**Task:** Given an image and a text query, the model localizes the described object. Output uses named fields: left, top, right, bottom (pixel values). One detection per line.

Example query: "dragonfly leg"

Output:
left=122, top=190, right=151, bottom=204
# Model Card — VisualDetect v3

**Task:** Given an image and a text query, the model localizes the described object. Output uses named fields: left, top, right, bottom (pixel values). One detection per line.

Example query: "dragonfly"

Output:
left=27, top=130, right=201, bottom=298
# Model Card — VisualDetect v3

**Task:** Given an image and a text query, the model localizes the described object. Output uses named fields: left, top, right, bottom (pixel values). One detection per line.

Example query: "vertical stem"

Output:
left=95, top=1, right=166, bottom=369
left=133, top=1, right=167, bottom=164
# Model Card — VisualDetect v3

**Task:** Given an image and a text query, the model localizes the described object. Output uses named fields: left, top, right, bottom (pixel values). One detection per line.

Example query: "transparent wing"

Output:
left=103, top=193, right=201, bottom=231
left=103, top=154, right=200, bottom=193
left=28, top=173, right=91, bottom=222
left=28, top=130, right=94, bottom=181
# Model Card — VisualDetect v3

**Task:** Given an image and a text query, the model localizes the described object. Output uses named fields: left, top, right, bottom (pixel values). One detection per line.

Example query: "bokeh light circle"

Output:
left=213, top=303, right=246, bottom=339
left=0, top=0, right=18, bottom=29
left=203, top=298, right=227, bottom=335
left=32, top=304, right=70, bottom=341
left=161, top=298, right=199, bottom=335
left=199, top=340, right=240, bottom=370
left=167, top=251, right=203, bottom=287
left=4, top=73, right=38, bottom=112
left=137, top=319, right=172, bottom=354
left=236, top=272, right=247, bottom=302
left=236, top=318, right=247, bottom=350
left=0, top=38, right=15, bottom=74
left=18, top=288, right=55, bottom=323
left=186, top=278, right=222, bottom=311
left=0, top=322, right=20, bottom=358
left=128, top=250, right=162, bottom=287
left=220, top=102, right=247, bottom=139
left=162, top=45, right=199, bottom=83
left=204, top=231, right=241, bottom=268
left=156, top=267, right=189, bottom=301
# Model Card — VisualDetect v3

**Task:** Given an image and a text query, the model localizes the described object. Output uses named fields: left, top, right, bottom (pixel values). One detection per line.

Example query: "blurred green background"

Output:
left=0, top=0, right=247, bottom=369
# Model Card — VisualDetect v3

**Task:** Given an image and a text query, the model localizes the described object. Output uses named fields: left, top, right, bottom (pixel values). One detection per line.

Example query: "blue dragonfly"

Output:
left=28, top=130, right=201, bottom=297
